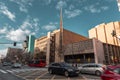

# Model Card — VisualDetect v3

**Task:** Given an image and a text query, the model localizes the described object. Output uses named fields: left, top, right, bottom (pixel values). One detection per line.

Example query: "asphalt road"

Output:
left=0, top=64, right=101, bottom=80
left=0, top=63, right=24, bottom=80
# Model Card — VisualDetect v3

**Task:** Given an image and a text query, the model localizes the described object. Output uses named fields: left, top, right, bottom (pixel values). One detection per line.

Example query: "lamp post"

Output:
left=0, top=42, right=17, bottom=46
left=111, top=30, right=120, bottom=40
left=111, top=30, right=120, bottom=64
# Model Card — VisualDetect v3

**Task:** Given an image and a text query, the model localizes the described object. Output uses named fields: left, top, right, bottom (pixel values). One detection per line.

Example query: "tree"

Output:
left=34, top=51, right=46, bottom=60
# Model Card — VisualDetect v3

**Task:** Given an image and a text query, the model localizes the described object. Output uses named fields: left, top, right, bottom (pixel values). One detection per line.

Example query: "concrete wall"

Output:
left=63, top=29, right=88, bottom=45
left=93, top=38, right=105, bottom=64
left=97, top=24, right=106, bottom=43
left=64, top=39, right=94, bottom=55
left=89, top=21, right=120, bottom=46
left=89, top=28, right=97, bottom=39
left=114, top=22, right=120, bottom=45
left=54, top=30, right=61, bottom=62
left=105, top=22, right=115, bottom=44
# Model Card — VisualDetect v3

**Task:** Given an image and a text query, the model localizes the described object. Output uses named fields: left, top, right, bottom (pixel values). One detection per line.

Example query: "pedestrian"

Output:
left=75, top=63, right=77, bottom=67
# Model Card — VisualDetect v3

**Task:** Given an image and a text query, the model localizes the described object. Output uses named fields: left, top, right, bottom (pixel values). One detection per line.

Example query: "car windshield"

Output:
left=61, top=63, right=71, bottom=67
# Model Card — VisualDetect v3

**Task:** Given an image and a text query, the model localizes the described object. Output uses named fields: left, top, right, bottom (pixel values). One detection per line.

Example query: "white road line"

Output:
left=0, top=69, right=7, bottom=74
left=6, top=70, right=13, bottom=73
left=51, top=75, right=56, bottom=80
left=80, top=74, right=88, bottom=80
left=5, top=68, right=47, bottom=74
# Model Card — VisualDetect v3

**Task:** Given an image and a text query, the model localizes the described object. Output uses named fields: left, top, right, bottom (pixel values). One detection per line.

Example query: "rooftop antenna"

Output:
left=59, top=8, right=64, bottom=62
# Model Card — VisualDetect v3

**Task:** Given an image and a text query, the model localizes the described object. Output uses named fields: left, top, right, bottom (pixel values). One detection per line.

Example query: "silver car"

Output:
left=78, top=63, right=106, bottom=76
left=12, top=63, right=22, bottom=68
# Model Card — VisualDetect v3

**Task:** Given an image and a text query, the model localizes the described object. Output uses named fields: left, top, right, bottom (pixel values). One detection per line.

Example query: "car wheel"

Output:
left=49, top=69, right=53, bottom=74
left=95, top=70, right=101, bottom=76
left=64, top=71, right=69, bottom=77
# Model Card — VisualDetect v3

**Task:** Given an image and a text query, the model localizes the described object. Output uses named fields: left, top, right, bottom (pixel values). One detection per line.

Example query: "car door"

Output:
left=81, top=64, right=89, bottom=73
left=54, top=63, right=63, bottom=74
left=88, top=64, right=96, bottom=74
left=52, top=63, right=59, bottom=74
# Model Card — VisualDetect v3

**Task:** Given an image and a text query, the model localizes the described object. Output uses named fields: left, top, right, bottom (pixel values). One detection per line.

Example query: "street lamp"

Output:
left=111, top=30, right=116, bottom=37
left=111, top=30, right=120, bottom=64
left=111, top=30, right=120, bottom=40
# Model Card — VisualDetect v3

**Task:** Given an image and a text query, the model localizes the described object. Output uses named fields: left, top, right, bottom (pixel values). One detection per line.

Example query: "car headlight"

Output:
left=68, top=69, right=73, bottom=71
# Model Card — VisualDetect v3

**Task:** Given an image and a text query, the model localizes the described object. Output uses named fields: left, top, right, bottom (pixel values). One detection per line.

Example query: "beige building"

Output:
left=89, top=22, right=120, bottom=46
left=34, top=29, right=88, bottom=65
left=89, top=21, right=120, bottom=64
left=34, top=9, right=120, bottom=65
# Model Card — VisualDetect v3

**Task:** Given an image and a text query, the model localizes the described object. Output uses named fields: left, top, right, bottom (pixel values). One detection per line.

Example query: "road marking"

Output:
left=34, top=71, right=48, bottom=80
left=0, top=69, right=7, bottom=74
left=51, top=75, right=56, bottom=80
left=81, top=74, right=88, bottom=80
left=24, top=70, right=42, bottom=78
left=17, top=70, right=37, bottom=76
left=6, top=70, right=13, bottom=73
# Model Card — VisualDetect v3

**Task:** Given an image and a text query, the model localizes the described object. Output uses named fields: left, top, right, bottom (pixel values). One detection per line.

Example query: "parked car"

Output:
left=101, top=65, right=120, bottom=80
left=11, top=63, right=22, bottom=68
left=78, top=63, right=106, bottom=76
left=28, top=59, right=46, bottom=67
left=48, top=62, right=80, bottom=77
left=2, top=62, right=12, bottom=66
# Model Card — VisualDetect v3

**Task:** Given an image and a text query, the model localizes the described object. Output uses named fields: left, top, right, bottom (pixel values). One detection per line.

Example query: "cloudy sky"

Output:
left=0, top=0, right=120, bottom=56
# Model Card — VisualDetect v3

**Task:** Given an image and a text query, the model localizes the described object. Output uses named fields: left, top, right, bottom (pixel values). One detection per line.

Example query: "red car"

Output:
left=28, top=60, right=46, bottom=67
left=101, top=65, right=120, bottom=80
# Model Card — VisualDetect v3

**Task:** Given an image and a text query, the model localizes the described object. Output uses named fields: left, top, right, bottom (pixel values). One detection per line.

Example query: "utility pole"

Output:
left=111, top=30, right=120, bottom=64
left=0, top=42, right=17, bottom=46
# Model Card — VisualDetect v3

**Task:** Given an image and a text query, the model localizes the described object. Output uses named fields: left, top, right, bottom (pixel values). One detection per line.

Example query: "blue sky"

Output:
left=0, top=0, right=120, bottom=57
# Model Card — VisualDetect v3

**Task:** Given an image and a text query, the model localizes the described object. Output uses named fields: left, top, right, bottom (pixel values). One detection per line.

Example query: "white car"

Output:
left=78, top=63, right=106, bottom=76
left=12, top=63, right=22, bottom=68
left=2, top=62, right=12, bottom=66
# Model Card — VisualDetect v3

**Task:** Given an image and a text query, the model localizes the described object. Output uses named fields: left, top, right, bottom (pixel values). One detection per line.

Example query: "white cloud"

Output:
left=117, top=0, right=120, bottom=12
left=21, top=19, right=33, bottom=29
left=21, top=17, right=40, bottom=32
left=84, top=3, right=109, bottom=13
left=69, top=5, right=75, bottom=10
left=101, top=6, right=109, bottom=10
left=84, top=5, right=100, bottom=13
left=6, top=29, right=30, bottom=41
left=19, top=6, right=28, bottom=13
left=42, top=22, right=57, bottom=31
left=1, top=17, right=40, bottom=42
left=43, top=0, right=51, bottom=5
left=0, top=2, right=15, bottom=21
left=56, top=1, right=67, bottom=10
left=0, top=48, right=7, bottom=58
left=65, top=9, right=82, bottom=18
left=0, top=27, right=7, bottom=34
left=5, top=27, right=36, bottom=42
left=10, top=0, right=33, bottom=13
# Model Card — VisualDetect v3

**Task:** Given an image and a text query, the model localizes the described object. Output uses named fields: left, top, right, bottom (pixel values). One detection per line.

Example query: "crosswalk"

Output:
left=0, top=69, right=8, bottom=73
left=0, top=68, right=47, bottom=74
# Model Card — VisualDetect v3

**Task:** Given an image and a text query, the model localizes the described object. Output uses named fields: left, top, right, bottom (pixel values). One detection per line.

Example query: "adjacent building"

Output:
left=5, top=47, right=23, bottom=63
left=89, top=22, right=120, bottom=46
left=34, top=10, right=120, bottom=65
left=64, top=38, right=105, bottom=64
left=89, top=21, right=120, bottom=64
left=34, top=29, right=88, bottom=65
left=27, top=35, right=36, bottom=54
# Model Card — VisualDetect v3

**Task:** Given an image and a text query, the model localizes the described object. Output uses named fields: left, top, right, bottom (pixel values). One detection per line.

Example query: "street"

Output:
left=0, top=64, right=101, bottom=80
